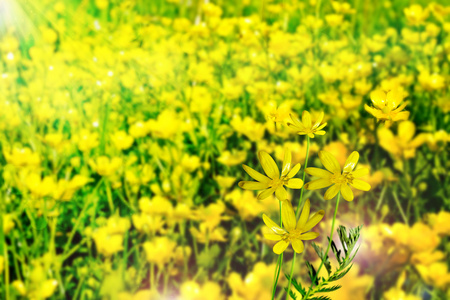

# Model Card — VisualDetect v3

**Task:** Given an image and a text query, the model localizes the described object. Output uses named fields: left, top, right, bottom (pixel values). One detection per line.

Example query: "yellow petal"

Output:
left=392, top=111, right=410, bottom=122
left=291, top=239, right=304, bottom=253
left=273, top=240, right=289, bottom=254
left=305, top=167, right=332, bottom=178
left=352, top=168, right=369, bottom=178
left=286, top=178, right=303, bottom=189
left=312, top=112, right=324, bottom=130
left=238, top=181, right=268, bottom=190
left=319, top=151, right=341, bottom=174
left=264, top=233, right=282, bottom=241
left=304, top=210, right=325, bottom=232
left=398, top=121, right=415, bottom=143
left=350, top=179, right=371, bottom=191
left=324, top=184, right=340, bottom=200
left=287, top=163, right=301, bottom=178
left=281, top=150, right=292, bottom=177
left=281, top=200, right=296, bottom=231
left=343, top=151, right=359, bottom=173
left=258, top=151, right=280, bottom=180
left=370, top=90, right=386, bottom=108
left=316, top=122, right=327, bottom=131
left=297, top=199, right=310, bottom=231
left=257, top=187, right=277, bottom=200
left=308, top=133, right=315, bottom=138
left=340, top=184, right=354, bottom=201
left=242, top=164, right=271, bottom=183
left=386, top=89, right=403, bottom=110
left=304, top=178, right=333, bottom=190
left=364, top=105, right=386, bottom=119
left=275, top=186, right=288, bottom=201
left=289, top=114, right=305, bottom=129
left=262, top=214, right=286, bottom=235
left=302, top=111, right=312, bottom=128
left=315, top=130, right=326, bottom=136
left=299, top=232, right=319, bottom=240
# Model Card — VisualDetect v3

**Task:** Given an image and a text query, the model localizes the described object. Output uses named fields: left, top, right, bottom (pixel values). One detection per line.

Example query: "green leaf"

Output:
left=329, top=265, right=353, bottom=282
left=312, top=242, right=332, bottom=276
left=285, top=274, right=305, bottom=296
left=316, top=284, right=341, bottom=293
left=306, top=261, right=319, bottom=286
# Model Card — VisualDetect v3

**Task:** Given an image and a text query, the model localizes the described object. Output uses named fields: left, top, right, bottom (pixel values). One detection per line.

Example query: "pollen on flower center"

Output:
left=331, top=173, right=353, bottom=184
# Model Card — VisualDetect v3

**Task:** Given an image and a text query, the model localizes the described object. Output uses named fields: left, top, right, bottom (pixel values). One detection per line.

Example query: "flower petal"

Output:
left=319, top=151, right=341, bottom=174
left=343, top=151, right=359, bottom=173
left=262, top=214, right=286, bottom=235
left=258, top=151, right=280, bottom=180
left=392, top=111, right=410, bottom=122
left=324, top=184, right=340, bottom=200
left=291, top=239, right=304, bottom=253
left=398, top=121, right=415, bottom=143
left=263, top=233, right=282, bottom=241
left=242, top=164, right=271, bottom=183
left=286, top=178, right=303, bottom=189
left=312, top=112, right=324, bottom=130
left=305, top=167, right=332, bottom=179
left=315, top=130, right=326, bottom=136
left=275, top=186, right=288, bottom=201
left=281, top=150, right=292, bottom=177
left=281, top=199, right=297, bottom=231
left=289, top=114, right=305, bottom=129
left=386, top=89, right=403, bottom=110
left=350, top=179, right=371, bottom=191
left=352, top=168, right=369, bottom=178
left=287, top=163, right=301, bottom=178
left=273, top=240, right=289, bottom=254
left=299, top=232, right=319, bottom=240
left=370, top=89, right=386, bottom=108
left=238, top=181, right=269, bottom=190
left=304, top=178, right=333, bottom=190
left=302, top=111, right=312, bottom=128
left=257, top=187, right=277, bottom=200
left=297, top=199, right=310, bottom=231
left=340, top=184, right=354, bottom=201
left=304, top=210, right=325, bottom=232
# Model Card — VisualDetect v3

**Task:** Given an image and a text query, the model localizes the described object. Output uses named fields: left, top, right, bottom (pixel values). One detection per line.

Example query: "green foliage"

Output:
left=286, top=225, right=362, bottom=299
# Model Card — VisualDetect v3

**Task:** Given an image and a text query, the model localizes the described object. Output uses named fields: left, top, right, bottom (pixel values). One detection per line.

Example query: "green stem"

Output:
left=286, top=136, right=310, bottom=299
left=285, top=252, right=296, bottom=300
left=296, top=136, right=310, bottom=219
left=304, top=192, right=341, bottom=299
left=271, top=201, right=284, bottom=299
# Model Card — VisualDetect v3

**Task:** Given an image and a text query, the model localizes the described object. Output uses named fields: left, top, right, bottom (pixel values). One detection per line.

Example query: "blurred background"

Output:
left=0, top=0, right=449, bottom=299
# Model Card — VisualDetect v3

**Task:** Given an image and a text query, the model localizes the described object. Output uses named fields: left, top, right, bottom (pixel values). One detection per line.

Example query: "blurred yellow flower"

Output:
left=178, top=281, right=224, bottom=300
left=364, top=89, right=409, bottom=127
left=217, top=150, right=247, bottom=166
left=427, top=211, right=450, bottom=235
left=418, top=72, right=445, bottom=90
left=378, top=121, right=427, bottom=159
left=305, top=151, right=371, bottom=201
left=89, top=156, right=122, bottom=176
left=287, top=111, right=327, bottom=138
left=228, top=262, right=276, bottom=300
left=143, top=237, right=176, bottom=267
left=262, top=199, right=324, bottom=254
left=239, top=150, right=303, bottom=200
left=0, top=255, right=4, bottom=274
left=404, top=4, right=429, bottom=26
left=416, top=262, right=450, bottom=289
left=111, top=130, right=134, bottom=150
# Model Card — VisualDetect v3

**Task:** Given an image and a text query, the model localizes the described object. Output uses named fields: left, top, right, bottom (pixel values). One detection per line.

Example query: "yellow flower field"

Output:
left=0, top=0, right=449, bottom=299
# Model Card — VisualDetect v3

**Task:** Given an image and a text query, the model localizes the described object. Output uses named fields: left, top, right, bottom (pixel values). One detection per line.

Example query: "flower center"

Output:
left=330, top=172, right=353, bottom=185
left=269, top=177, right=289, bottom=188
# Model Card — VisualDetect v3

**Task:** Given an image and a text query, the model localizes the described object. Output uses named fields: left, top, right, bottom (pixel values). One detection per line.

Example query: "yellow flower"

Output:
left=364, top=89, right=409, bottom=127
left=416, top=262, right=450, bottom=289
left=111, top=130, right=134, bottom=150
left=384, top=287, right=421, bottom=300
left=239, top=150, right=303, bottom=201
left=305, top=151, right=371, bottom=201
left=143, top=237, right=176, bottom=267
left=89, top=156, right=122, bottom=176
left=92, top=227, right=124, bottom=256
left=404, top=4, right=429, bottom=26
left=287, top=111, right=327, bottom=138
left=377, top=121, right=427, bottom=159
left=262, top=199, right=324, bottom=254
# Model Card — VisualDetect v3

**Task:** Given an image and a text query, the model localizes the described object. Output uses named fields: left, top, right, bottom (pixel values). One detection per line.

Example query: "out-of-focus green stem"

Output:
left=271, top=201, right=284, bottom=299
